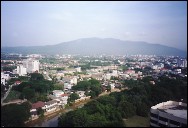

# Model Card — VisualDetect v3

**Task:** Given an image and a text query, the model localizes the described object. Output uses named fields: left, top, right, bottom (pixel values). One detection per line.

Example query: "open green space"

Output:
left=124, top=115, right=150, bottom=127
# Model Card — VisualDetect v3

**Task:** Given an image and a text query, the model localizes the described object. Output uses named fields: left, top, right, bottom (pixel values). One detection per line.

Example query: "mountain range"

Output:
left=2, top=38, right=186, bottom=57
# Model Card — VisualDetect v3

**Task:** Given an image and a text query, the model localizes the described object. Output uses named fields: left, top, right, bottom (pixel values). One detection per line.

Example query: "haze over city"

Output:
left=1, top=1, right=187, bottom=51
left=1, top=1, right=187, bottom=127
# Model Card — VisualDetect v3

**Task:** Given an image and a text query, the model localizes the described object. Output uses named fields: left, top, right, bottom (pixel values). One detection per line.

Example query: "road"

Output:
left=1, top=84, right=14, bottom=105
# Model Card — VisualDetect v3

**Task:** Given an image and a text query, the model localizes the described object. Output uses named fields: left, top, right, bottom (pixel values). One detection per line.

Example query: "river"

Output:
left=34, top=115, right=59, bottom=127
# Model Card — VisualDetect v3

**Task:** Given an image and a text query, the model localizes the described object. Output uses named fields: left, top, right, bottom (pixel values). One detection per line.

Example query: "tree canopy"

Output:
left=72, top=79, right=102, bottom=98
left=58, top=75, right=187, bottom=127
left=1, top=102, right=31, bottom=127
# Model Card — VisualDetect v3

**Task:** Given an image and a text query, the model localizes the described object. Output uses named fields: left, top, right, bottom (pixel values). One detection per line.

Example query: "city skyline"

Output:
left=1, top=1, right=187, bottom=51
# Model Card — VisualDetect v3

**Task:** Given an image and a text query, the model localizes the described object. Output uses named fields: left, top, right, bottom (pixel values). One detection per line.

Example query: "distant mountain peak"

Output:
left=2, top=37, right=186, bottom=57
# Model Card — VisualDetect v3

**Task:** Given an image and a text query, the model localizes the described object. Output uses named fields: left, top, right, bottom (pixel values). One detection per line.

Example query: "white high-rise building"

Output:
left=22, top=59, right=39, bottom=73
left=17, top=65, right=27, bottom=76
left=32, top=60, right=39, bottom=72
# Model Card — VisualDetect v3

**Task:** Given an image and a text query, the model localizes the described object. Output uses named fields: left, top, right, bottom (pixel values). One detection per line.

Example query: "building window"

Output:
left=159, top=123, right=167, bottom=127
left=150, top=119, right=158, bottom=124
left=150, top=113, right=158, bottom=118
left=170, top=120, right=180, bottom=126
left=181, top=123, right=187, bottom=127
left=159, top=116, right=168, bottom=122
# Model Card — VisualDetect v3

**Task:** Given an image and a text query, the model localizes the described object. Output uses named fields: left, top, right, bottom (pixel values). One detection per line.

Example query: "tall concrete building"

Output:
left=17, top=64, right=27, bottom=76
left=22, top=58, right=39, bottom=73
left=16, top=58, right=39, bottom=76
left=150, top=101, right=187, bottom=127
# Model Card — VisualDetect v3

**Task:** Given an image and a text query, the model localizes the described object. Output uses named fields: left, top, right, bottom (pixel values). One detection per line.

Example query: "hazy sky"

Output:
left=1, top=1, right=187, bottom=51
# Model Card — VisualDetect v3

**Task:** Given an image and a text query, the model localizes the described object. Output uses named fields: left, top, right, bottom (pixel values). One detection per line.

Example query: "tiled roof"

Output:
left=61, top=94, right=69, bottom=97
left=32, top=101, right=45, bottom=109
left=15, top=81, right=21, bottom=84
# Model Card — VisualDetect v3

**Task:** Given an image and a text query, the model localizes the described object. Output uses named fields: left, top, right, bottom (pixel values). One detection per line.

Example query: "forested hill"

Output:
left=2, top=38, right=186, bottom=57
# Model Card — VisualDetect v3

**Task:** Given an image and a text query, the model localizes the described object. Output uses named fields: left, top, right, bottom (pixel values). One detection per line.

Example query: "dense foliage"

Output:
left=68, top=93, right=79, bottom=103
left=2, top=66, right=17, bottom=72
left=58, top=75, right=187, bottom=127
left=58, top=98, right=125, bottom=127
left=12, top=73, right=54, bottom=102
left=1, top=102, right=31, bottom=127
left=72, top=79, right=102, bottom=98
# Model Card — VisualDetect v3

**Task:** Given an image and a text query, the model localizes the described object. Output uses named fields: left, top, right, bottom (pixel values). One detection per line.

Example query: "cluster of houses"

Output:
left=1, top=71, right=18, bottom=85
left=30, top=89, right=90, bottom=120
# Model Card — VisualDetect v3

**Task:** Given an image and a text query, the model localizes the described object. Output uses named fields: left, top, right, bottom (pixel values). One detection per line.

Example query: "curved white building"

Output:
left=150, top=101, right=187, bottom=127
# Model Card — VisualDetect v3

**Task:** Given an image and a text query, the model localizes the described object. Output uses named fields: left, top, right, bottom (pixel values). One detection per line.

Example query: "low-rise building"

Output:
left=110, top=83, right=115, bottom=90
left=64, top=83, right=73, bottom=90
left=124, top=70, right=135, bottom=76
left=1, top=72, right=11, bottom=81
left=75, top=67, right=81, bottom=72
left=30, top=101, right=45, bottom=118
left=60, top=94, right=69, bottom=105
left=52, top=90, right=64, bottom=97
left=14, top=81, right=21, bottom=85
left=63, top=76, right=77, bottom=85
left=150, top=101, right=187, bottom=127
left=91, top=73, right=103, bottom=81
left=43, top=100, right=58, bottom=112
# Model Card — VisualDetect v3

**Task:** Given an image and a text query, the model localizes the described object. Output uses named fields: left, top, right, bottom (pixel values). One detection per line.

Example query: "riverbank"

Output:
left=25, top=98, right=91, bottom=127
left=25, top=88, right=125, bottom=127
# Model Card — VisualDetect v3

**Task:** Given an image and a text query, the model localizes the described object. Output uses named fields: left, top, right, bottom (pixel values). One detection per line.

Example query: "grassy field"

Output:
left=124, top=115, right=150, bottom=127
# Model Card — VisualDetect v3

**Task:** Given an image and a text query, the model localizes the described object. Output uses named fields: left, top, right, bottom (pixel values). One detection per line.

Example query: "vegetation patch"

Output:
left=4, top=90, right=21, bottom=103
left=124, top=115, right=150, bottom=127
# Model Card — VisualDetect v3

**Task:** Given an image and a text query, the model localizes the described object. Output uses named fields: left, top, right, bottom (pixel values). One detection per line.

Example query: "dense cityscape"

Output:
left=1, top=53, right=187, bottom=127
left=1, top=1, right=187, bottom=127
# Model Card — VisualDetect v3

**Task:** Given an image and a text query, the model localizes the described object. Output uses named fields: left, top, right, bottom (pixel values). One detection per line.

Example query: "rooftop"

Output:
left=45, top=100, right=57, bottom=105
left=32, top=101, right=45, bottom=109
left=61, top=94, right=69, bottom=97
left=151, top=101, right=187, bottom=119
left=53, top=90, right=64, bottom=93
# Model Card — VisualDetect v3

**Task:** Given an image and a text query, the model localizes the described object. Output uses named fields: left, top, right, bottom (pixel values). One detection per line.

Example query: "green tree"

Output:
left=136, top=102, right=149, bottom=117
left=22, top=87, right=35, bottom=100
left=73, top=109, right=89, bottom=127
left=1, top=103, right=31, bottom=127
left=89, top=78, right=100, bottom=85
left=12, top=82, right=31, bottom=92
left=89, top=90, right=97, bottom=98
left=2, top=66, right=16, bottom=72
left=106, top=84, right=111, bottom=92
left=68, top=93, right=79, bottom=103
left=90, top=85, right=102, bottom=97
left=97, top=95, right=116, bottom=106
left=86, top=113, right=107, bottom=127
left=30, top=73, right=44, bottom=81
left=72, top=81, right=91, bottom=91
left=37, top=107, right=44, bottom=118
left=118, top=101, right=136, bottom=118
left=53, top=83, right=63, bottom=90
left=84, top=100, right=104, bottom=115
